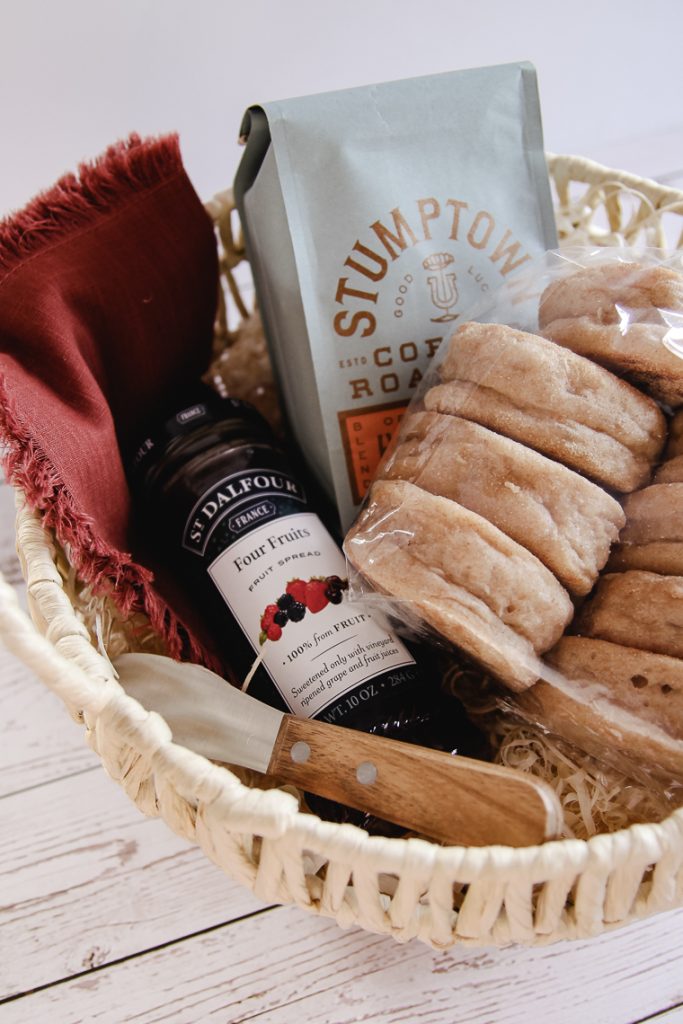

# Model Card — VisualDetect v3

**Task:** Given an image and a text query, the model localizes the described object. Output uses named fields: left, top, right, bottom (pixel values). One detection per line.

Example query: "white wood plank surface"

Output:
left=0, top=767, right=267, bottom=999
left=2, top=904, right=682, bottom=1024
left=0, top=481, right=99, bottom=795
left=0, top=649, right=99, bottom=798
left=0, top=478, right=24, bottom=590
left=647, top=1008, right=683, bottom=1024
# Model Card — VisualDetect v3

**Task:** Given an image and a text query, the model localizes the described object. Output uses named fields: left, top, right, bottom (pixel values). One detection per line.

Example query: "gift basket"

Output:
left=2, top=117, right=683, bottom=946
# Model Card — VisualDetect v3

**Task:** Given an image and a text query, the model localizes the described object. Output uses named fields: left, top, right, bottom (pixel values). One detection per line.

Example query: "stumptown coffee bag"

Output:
left=234, top=63, right=556, bottom=529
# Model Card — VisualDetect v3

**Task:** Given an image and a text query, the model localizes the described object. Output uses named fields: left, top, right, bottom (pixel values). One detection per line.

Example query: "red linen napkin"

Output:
left=0, top=134, right=220, bottom=665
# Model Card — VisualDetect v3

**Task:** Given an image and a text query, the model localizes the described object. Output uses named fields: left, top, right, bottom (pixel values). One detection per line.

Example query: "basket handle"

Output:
left=1, top=493, right=118, bottom=724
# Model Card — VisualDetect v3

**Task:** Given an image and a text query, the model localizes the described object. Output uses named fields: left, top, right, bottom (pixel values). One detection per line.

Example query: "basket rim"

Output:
left=7, top=492, right=683, bottom=880
left=546, top=152, right=683, bottom=208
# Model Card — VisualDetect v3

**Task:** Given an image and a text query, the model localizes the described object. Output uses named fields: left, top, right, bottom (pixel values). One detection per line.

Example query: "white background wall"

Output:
left=1, top=0, right=681, bottom=216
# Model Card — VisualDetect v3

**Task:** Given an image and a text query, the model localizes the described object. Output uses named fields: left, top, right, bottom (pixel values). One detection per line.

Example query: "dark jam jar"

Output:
left=130, top=389, right=483, bottom=830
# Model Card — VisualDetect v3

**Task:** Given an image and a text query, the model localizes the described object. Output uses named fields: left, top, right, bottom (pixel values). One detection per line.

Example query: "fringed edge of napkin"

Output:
left=0, top=134, right=223, bottom=672
left=0, top=378, right=221, bottom=671
left=0, top=133, right=183, bottom=277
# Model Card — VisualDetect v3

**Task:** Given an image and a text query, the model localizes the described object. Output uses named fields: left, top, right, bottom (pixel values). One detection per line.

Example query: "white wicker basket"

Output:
left=3, top=155, right=683, bottom=949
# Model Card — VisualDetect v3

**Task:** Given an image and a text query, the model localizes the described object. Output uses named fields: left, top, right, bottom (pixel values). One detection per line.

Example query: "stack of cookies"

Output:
left=519, top=264, right=683, bottom=780
left=345, top=315, right=666, bottom=692
left=345, top=259, right=683, bottom=781
left=521, top=560, right=683, bottom=783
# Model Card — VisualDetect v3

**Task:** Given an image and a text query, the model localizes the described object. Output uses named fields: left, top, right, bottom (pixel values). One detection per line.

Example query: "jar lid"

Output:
left=129, top=387, right=271, bottom=483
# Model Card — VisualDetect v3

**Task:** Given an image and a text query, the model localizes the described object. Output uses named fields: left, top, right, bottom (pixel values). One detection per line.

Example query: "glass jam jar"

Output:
left=130, top=388, right=483, bottom=829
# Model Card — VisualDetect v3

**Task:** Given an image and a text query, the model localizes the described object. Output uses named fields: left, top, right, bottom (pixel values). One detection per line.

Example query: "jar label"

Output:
left=205, top=507, right=416, bottom=719
left=182, top=467, right=307, bottom=556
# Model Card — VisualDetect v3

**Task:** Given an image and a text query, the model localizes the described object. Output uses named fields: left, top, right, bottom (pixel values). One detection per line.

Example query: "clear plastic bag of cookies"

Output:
left=344, top=249, right=683, bottom=799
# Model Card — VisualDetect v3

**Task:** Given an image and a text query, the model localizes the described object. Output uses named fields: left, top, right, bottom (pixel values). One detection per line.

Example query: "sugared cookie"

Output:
left=576, top=570, right=683, bottom=660
left=608, top=542, right=683, bottom=576
left=654, top=455, right=683, bottom=484
left=539, top=262, right=683, bottom=329
left=517, top=680, right=683, bottom=782
left=546, top=636, right=683, bottom=740
left=425, top=322, right=665, bottom=492
left=608, top=484, right=683, bottom=575
left=654, top=414, right=683, bottom=480
left=383, top=411, right=624, bottom=595
left=344, top=480, right=573, bottom=691
left=517, top=635, right=683, bottom=782
left=540, top=320, right=683, bottom=408
left=539, top=263, right=683, bottom=407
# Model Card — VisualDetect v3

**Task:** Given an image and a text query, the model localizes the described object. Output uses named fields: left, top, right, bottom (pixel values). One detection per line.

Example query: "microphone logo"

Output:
left=423, top=252, right=459, bottom=323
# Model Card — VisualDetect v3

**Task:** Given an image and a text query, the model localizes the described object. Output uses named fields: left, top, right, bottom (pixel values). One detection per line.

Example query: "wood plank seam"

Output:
left=632, top=1003, right=683, bottom=1024
left=226, top=943, right=430, bottom=1024
left=0, top=903, right=277, bottom=1007
left=0, top=763, right=98, bottom=802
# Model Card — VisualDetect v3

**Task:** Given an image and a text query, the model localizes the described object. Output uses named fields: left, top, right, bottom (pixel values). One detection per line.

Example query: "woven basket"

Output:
left=3, top=154, right=683, bottom=949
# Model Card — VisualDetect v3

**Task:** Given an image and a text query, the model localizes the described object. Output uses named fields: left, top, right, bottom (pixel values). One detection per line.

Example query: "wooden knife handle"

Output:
left=267, top=716, right=562, bottom=847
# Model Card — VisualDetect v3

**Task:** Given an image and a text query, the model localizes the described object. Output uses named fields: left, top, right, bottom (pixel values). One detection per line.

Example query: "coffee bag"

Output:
left=235, top=63, right=556, bottom=528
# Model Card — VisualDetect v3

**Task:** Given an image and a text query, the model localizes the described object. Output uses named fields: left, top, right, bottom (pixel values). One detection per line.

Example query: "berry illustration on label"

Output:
left=258, top=575, right=349, bottom=644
